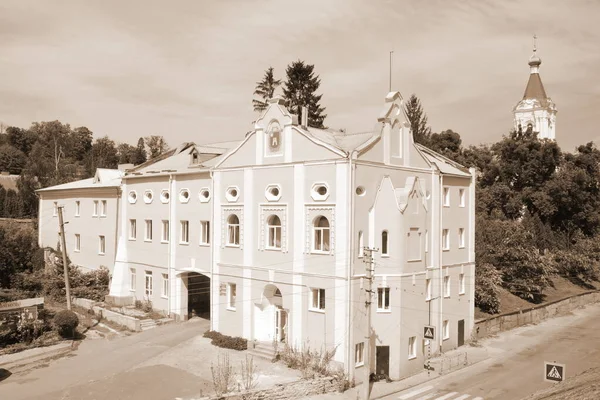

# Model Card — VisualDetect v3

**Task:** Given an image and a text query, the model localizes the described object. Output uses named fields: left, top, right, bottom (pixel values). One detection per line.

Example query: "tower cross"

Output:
left=533, top=34, right=537, bottom=52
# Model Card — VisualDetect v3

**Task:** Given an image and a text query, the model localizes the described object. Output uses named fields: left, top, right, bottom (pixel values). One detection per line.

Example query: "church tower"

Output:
left=513, top=36, right=557, bottom=140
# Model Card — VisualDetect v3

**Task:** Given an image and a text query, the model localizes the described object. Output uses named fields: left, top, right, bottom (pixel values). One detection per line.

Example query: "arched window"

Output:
left=313, top=216, right=330, bottom=253
left=358, top=231, right=364, bottom=257
left=227, top=214, right=240, bottom=246
left=382, top=230, right=388, bottom=256
left=267, top=215, right=282, bottom=249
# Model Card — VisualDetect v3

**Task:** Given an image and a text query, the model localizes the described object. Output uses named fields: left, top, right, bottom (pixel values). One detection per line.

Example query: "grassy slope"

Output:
left=523, top=367, right=600, bottom=400
left=475, top=276, right=600, bottom=320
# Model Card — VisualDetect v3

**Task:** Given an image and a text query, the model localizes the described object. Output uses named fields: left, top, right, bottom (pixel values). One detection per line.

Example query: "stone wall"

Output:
left=195, top=377, right=342, bottom=400
left=473, top=291, right=600, bottom=340
left=72, top=297, right=141, bottom=332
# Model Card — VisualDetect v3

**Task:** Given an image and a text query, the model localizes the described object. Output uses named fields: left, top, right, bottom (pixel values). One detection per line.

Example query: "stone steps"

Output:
left=247, top=341, right=277, bottom=361
left=140, top=319, right=157, bottom=331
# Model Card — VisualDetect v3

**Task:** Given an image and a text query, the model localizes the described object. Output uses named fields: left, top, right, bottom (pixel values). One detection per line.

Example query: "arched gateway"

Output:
left=254, top=284, right=288, bottom=343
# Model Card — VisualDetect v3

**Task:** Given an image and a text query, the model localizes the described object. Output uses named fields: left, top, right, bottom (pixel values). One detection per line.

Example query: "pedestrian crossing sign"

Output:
left=424, top=325, right=435, bottom=340
left=544, top=362, right=565, bottom=383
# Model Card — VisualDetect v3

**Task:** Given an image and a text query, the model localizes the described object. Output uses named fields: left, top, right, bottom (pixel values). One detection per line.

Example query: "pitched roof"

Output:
left=415, top=144, right=472, bottom=177
left=523, top=73, right=549, bottom=105
left=304, top=127, right=376, bottom=154
left=37, top=170, right=124, bottom=193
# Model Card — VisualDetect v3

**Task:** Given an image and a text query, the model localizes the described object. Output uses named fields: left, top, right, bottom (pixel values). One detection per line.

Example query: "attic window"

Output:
left=128, top=191, right=138, bottom=204
left=144, top=190, right=153, bottom=204
left=225, top=186, right=239, bottom=203
left=160, top=190, right=170, bottom=203
left=355, top=186, right=366, bottom=196
left=265, top=185, right=282, bottom=201
left=179, top=189, right=190, bottom=203
left=311, top=183, right=330, bottom=201
left=191, top=152, right=199, bottom=165
left=199, top=188, right=211, bottom=203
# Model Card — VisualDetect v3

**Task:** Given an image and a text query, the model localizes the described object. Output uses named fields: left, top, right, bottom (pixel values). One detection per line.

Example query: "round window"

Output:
left=128, top=191, right=137, bottom=203
left=179, top=189, right=190, bottom=203
left=202, top=190, right=209, bottom=198
left=317, top=186, right=328, bottom=196
left=230, top=189, right=238, bottom=197
left=183, top=191, right=189, bottom=199
left=356, top=186, right=366, bottom=196
left=270, top=187, right=279, bottom=197
left=144, top=191, right=153, bottom=202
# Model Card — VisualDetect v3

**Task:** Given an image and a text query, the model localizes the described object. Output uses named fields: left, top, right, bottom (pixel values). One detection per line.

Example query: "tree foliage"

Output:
left=144, top=135, right=169, bottom=160
left=282, top=60, right=327, bottom=128
left=253, top=67, right=282, bottom=112
left=404, top=94, right=432, bottom=145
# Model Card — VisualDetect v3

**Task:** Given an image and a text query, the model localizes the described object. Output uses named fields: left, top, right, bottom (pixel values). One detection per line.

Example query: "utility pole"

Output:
left=362, top=246, right=378, bottom=400
left=57, top=206, right=72, bottom=310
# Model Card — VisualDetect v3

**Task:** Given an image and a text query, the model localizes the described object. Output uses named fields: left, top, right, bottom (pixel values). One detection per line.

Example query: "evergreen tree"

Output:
left=252, top=67, right=282, bottom=113
left=282, top=60, right=327, bottom=128
left=404, top=94, right=431, bottom=145
left=132, top=137, right=147, bottom=165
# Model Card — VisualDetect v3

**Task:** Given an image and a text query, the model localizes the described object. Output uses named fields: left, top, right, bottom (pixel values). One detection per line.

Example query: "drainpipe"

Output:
left=347, top=150, right=356, bottom=379
left=438, top=172, right=444, bottom=354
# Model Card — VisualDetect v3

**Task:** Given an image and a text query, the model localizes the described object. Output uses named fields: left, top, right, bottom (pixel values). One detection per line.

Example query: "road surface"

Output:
left=383, top=303, right=600, bottom=400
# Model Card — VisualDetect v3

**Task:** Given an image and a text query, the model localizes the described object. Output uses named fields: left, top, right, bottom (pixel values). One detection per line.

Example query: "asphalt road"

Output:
left=384, top=303, right=600, bottom=400
left=0, top=318, right=211, bottom=400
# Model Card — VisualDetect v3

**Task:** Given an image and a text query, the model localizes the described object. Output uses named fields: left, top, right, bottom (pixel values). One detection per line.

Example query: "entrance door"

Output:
left=458, top=319, right=465, bottom=347
left=375, top=346, right=390, bottom=376
left=275, top=308, right=288, bottom=343
left=187, top=273, right=210, bottom=319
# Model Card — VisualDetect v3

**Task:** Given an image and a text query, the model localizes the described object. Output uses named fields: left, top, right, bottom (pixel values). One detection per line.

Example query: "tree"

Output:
left=28, top=121, right=72, bottom=175
left=117, top=143, right=136, bottom=164
left=282, top=60, right=327, bottom=128
left=132, top=137, right=147, bottom=165
left=6, top=126, right=37, bottom=156
left=404, top=94, right=431, bottom=145
left=69, top=127, right=93, bottom=161
left=428, top=129, right=463, bottom=162
left=144, top=135, right=169, bottom=160
left=252, top=67, right=282, bottom=112
left=0, top=145, right=26, bottom=174
left=88, top=136, right=118, bottom=171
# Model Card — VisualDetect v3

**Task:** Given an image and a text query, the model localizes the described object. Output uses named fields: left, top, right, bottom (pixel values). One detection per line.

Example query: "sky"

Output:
left=0, top=0, right=599, bottom=152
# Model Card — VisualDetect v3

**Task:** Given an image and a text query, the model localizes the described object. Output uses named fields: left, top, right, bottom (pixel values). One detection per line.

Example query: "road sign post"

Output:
left=424, top=325, right=435, bottom=340
left=544, top=362, right=565, bottom=383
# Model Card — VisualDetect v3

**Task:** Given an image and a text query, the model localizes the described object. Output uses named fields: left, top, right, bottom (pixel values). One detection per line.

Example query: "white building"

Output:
left=513, top=39, right=557, bottom=140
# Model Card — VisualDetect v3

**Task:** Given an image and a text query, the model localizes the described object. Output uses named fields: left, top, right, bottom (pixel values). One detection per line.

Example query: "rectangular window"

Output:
left=425, top=278, right=432, bottom=301
left=444, top=275, right=450, bottom=298
left=101, top=200, right=107, bottom=216
left=459, top=273, right=465, bottom=295
left=381, top=231, right=389, bottom=256
left=459, top=189, right=465, bottom=207
left=443, top=320, right=450, bottom=340
left=53, top=202, right=58, bottom=217
left=227, top=283, right=236, bottom=310
left=442, top=229, right=450, bottom=250
left=443, top=187, right=450, bottom=207
left=180, top=220, right=189, bottom=244
left=93, top=200, right=99, bottom=216
left=145, top=219, right=153, bottom=241
left=408, top=336, right=417, bottom=359
left=458, top=228, right=465, bottom=248
left=355, top=342, right=364, bottom=366
left=145, top=271, right=153, bottom=296
left=200, top=220, right=210, bottom=245
left=425, top=230, right=429, bottom=253
left=99, top=235, right=106, bottom=255
left=161, top=273, right=169, bottom=298
left=377, top=287, right=390, bottom=311
left=129, top=219, right=137, bottom=240
left=358, top=231, right=364, bottom=258
left=311, top=288, right=326, bottom=311
left=74, top=234, right=81, bottom=252
left=129, top=268, right=136, bottom=291
left=75, top=201, right=80, bottom=217
left=161, top=220, right=169, bottom=243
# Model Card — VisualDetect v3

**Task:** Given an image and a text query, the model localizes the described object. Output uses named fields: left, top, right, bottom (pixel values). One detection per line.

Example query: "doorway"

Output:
left=375, top=346, right=390, bottom=376
left=275, top=307, right=288, bottom=343
left=187, top=272, right=210, bottom=319
left=458, top=319, right=465, bottom=347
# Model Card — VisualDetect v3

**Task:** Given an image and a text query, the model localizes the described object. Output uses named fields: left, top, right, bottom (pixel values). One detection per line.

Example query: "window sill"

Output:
left=443, top=337, right=449, bottom=341
left=407, top=258, right=422, bottom=262
left=129, top=289, right=136, bottom=292
left=265, top=247, right=282, bottom=252
left=442, top=248, right=450, bottom=252
left=226, top=244, right=240, bottom=248
left=458, top=246, right=465, bottom=249
left=408, top=355, right=417, bottom=360
left=444, top=295, right=450, bottom=299
left=161, top=295, right=168, bottom=299
left=161, top=240, right=169, bottom=244
left=426, top=298, right=432, bottom=302
left=355, top=362, right=364, bottom=368
left=179, top=242, right=190, bottom=246
left=443, top=204, right=450, bottom=208
left=98, top=253, right=105, bottom=256
left=226, top=307, right=236, bottom=312
left=459, top=292, right=465, bottom=296
left=129, top=238, right=136, bottom=241
left=381, top=254, right=390, bottom=258
left=308, top=308, right=325, bottom=314
left=376, top=309, right=391, bottom=314
left=310, top=250, right=330, bottom=255
left=144, top=240, right=153, bottom=243
left=199, top=243, right=210, bottom=247
left=74, top=250, right=80, bottom=253
left=74, top=215, right=80, bottom=218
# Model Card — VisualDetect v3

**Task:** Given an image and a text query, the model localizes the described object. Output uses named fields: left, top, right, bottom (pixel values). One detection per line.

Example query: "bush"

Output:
left=53, top=310, right=79, bottom=338
left=203, top=330, right=247, bottom=351
left=276, top=343, right=337, bottom=379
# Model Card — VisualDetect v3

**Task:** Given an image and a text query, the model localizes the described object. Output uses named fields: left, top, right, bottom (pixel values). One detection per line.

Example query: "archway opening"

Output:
left=187, top=272, right=210, bottom=320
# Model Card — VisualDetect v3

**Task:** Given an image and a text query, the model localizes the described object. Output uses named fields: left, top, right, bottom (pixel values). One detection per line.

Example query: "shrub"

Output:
left=276, top=343, right=337, bottom=379
left=240, top=355, right=259, bottom=391
left=211, top=352, right=235, bottom=396
left=53, top=310, right=79, bottom=338
left=203, top=330, right=247, bottom=351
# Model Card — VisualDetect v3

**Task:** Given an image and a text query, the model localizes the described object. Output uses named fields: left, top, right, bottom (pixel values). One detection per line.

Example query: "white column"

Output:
left=292, top=164, right=305, bottom=348
left=169, top=176, right=179, bottom=317
left=243, top=168, right=253, bottom=338
left=334, top=163, right=349, bottom=363
left=212, top=172, right=222, bottom=332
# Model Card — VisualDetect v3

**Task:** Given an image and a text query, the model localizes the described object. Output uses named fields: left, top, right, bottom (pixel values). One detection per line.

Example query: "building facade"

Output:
left=37, top=168, right=125, bottom=273
left=513, top=39, right=557, bottom=140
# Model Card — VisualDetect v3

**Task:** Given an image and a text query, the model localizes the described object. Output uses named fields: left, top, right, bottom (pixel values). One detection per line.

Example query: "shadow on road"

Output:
left=0, top=368, right=12, bottom=382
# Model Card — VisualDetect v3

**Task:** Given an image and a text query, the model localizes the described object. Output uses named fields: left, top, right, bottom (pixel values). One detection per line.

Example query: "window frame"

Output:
left=200, top=220, right=210, bottom=245
left=381, top=230, right=389, bottom=257
left=355, top=342, right=365, bottom=367
left=358, top=230, right=364, bottom=258
left=443, top=319, right=450, bottom=340
left=459, top=188, right=465, bottom=207
left=442, top=229, right=450, bottom=251
left=53, top=202, right=58, bottom=217
left=444, top=275, right=451, bottom=298
left=161, top=273, right=169, bottom=298
left=377, top=287, right=391, bottom=312
left=266, top=215, right=282, bottom=250
left=458, top=228, right=465, bottom=249
left=408, top=336, right=417, bottom=359
left=129, top=268, right=136, bottom=291
left=459, top=273, right=466, bottom=295
left=226, top=214, right=240, bottom=247
left=443, top=187, right=450, bottom=207
left=100, top=200, right=107, bottom=217
left=98, top=235, right=106, bottom=255
left=310, top=288, right=326, bottom=312
left=75, top=201, right=80, bottom=217
left=93, top=200, right=99, bottom=217
left=144, top=219, right=153, bottom=242
left=425, top=278, right=432, bottom=301
left=145, top=271, right=153, bottom=297
left=227, top=283, right=237, bottom=310
left=312, top=216, right=331, bottom=254
left=74, top=233, right=81, bottom=252
left=129, top=219, right=137, bottom=240
left=180, top=220, right=189, bottom=244
left=161, top=220, right=170, bottom=243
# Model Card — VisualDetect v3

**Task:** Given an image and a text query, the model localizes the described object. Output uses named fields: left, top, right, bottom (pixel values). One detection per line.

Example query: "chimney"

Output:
left=301, top=106, right=308, bottom=128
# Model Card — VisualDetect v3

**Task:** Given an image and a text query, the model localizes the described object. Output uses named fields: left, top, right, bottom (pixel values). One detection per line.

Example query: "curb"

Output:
left=0, top=342, right=74, bottom=373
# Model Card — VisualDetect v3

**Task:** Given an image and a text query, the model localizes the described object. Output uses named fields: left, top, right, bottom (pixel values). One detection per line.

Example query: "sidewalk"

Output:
left=307, top=343, right=491, bottom=400
left=0, top=342, right=73, bottom=373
